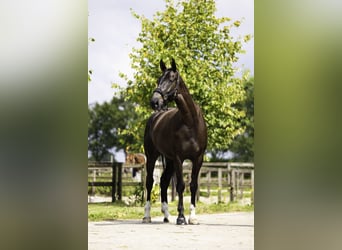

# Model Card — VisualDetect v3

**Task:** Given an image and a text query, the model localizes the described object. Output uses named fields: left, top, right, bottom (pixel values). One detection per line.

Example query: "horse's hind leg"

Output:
left=142, top=153, right=158, bottom=223
left=160, top=158, right=174, bottom=223
left=188, top=155, right=204, bottom=225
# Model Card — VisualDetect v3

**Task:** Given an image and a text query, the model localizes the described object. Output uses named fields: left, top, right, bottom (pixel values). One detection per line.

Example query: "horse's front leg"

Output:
left=175, top=161, right=187, bottom=225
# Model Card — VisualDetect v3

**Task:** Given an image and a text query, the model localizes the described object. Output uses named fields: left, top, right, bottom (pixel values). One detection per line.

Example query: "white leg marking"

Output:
left=190, top=204, right=196, bottom=217
left=144, top=201, right=151, bottom=218
left=142, top=201, right=151, bottom=223
left=189, top=204, right=199, bottom=225
left=161, top=202, right=170, bottom=220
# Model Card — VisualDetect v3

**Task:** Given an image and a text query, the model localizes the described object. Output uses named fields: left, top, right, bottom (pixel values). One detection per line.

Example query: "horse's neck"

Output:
left=175, top=81, right=199, bottom=127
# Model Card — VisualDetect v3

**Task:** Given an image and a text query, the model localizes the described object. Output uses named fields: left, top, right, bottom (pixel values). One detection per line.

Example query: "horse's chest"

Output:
left=152, top=124, right=200, bottom=155
left=151, top=110, right=203, bottom=156
left=175, top=127, right=200, bottom=153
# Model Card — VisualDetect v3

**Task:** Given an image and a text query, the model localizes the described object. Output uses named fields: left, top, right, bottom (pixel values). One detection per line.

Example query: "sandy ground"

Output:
left=88, top=212, right=254, bottom=250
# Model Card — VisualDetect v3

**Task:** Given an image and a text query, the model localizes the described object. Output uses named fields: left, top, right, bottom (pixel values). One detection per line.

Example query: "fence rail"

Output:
left=88, top=161, right=254, bottom=203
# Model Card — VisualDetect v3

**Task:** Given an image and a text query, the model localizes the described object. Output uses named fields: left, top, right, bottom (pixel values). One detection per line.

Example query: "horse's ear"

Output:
left=160, top=59, right=166, bottom=72
left=171, top=58, right=177, bottom=71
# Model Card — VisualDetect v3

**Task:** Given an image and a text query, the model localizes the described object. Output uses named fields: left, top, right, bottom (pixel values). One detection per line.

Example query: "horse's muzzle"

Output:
left=151, top=92, right=164, bottom=111
left=150, top=99, right=160, bottom=110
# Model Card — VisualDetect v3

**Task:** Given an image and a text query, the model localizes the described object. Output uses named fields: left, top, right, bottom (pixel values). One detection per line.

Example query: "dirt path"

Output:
left=88, top=212, right=254, bottom=250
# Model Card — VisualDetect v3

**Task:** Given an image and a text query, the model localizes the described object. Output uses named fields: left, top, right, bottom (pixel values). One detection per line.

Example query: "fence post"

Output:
left=239, top=172, right=243, bottom=199
left=218, top=168, right=222, bottom=203
left=207, top=170, right=211, bottom=197
left=227, top=163, right=231, bottom=187
left=92, top=169, right=96, bottom=196
left=117, top=163, right=122, bottom=201
left=111, top=162, right=117, bottom=202
left=236, top=170, right=240, bottom=199
left=230, top=168, right=235, bottom=202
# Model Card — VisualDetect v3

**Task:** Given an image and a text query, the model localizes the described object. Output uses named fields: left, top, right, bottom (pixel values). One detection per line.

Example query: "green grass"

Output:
left=88, top=200, right=254, bottom=221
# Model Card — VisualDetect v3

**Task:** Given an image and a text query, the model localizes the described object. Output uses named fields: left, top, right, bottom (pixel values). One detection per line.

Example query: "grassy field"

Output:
left=88, top=200, right=254, bottom=221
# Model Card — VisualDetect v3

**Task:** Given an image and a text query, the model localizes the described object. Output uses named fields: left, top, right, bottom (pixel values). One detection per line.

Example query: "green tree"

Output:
left=88, top=95, right=138, bottom=161
left=209, top=77, right=254, bottom=162
left=230, top=77, right=254, bottom=161
left=118, top=0, right=252, bottom=152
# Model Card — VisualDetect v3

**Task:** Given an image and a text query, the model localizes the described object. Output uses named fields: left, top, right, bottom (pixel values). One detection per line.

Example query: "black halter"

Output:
left=153, top=73, right=180, bottom=105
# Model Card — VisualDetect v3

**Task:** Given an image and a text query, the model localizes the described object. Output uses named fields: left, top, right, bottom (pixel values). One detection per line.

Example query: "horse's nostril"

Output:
left=150, top=99, right=158, bottom=110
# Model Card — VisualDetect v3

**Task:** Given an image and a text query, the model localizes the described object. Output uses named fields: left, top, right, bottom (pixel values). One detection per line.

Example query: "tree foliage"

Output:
left=88, top=95, right=138, bottom=161
left=209, top=76, right=254, bottom=161
left=118, top=0, right=252, bottom=152
left=230, top=77, right=254, bottom=162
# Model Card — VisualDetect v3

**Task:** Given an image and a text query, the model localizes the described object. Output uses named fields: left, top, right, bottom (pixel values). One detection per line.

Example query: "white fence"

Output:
left=88, top=161, right=254, bottom=204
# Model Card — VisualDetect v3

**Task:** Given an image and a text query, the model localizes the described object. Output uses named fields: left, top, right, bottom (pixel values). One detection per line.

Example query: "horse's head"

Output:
left=150, top=58, right=180, bottom=111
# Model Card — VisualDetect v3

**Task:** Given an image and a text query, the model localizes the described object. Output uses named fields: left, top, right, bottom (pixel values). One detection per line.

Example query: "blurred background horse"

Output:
left=125, top=152, right=146, bottom=181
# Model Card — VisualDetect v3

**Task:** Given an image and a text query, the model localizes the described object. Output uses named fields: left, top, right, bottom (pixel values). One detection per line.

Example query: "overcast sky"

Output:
left=88, top=0, right=254, bottom=105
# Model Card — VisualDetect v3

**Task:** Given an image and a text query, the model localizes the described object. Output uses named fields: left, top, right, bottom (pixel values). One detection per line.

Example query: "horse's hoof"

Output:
left=142, top=217, right=151, bottom=223
left=188, top=217, right=200, bottom=225
left=176, top=217, right=187, bottom=225
left=163, top=218, right=169, bottom=223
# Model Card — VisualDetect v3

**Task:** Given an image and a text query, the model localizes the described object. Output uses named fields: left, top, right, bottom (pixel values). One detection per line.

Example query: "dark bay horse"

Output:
left=142, top=58, right=207, bottom=225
